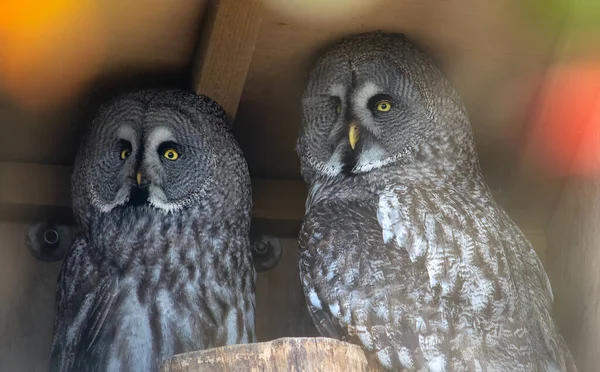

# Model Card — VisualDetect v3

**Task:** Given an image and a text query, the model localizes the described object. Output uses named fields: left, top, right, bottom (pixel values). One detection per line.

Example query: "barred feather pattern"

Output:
left=300, top=173, right=576, bottom=371
left=297, top=32, right=576, bottom=372
left=50, top=205, right=255, bottom=372
left=50, top=90, right=255, bottom=372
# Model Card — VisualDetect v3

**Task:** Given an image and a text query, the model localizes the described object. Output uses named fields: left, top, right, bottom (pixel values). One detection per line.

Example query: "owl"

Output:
left=297, top=32, right=576, bottom=371
left=50, top=89, right=255, bottom=372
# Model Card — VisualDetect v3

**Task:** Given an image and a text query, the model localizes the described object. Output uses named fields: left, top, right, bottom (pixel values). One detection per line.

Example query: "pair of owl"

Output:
left=50, top=33, right=576, bottom=371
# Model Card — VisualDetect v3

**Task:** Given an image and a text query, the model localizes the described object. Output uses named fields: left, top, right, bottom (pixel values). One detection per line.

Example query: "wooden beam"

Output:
left=192, top=0, right=263, bottom=123
left=0, top=162, right=305, bottom=236
left=0, top=162, right=548, bottom=254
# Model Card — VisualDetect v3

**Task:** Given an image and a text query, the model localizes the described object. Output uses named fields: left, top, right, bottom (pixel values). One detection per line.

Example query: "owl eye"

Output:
left=163, top=149, right=179, bottom=161
left=119, top=140, right=132, bottom=160
left=335, top=103, right=342, bottom=114
left=376, top=100, right=392, bottom=112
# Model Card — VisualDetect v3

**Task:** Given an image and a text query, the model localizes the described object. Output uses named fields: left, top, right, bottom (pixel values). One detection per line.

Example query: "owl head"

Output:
left=72, top=89, right=250, bottom=227
left=297, top=32, right=474, bottom=181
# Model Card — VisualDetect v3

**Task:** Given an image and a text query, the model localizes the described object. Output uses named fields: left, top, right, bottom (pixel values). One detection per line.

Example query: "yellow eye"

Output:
left=335, top=103, right=342, bottom=114
left=120, top=149, right=130, bottom=160
left=376, top=100, right=392, bottom=112
left=163, top=149, right=179, bottom=161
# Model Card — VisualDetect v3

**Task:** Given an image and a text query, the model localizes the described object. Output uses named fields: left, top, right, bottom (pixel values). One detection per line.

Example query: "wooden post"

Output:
left=160, top=337, right=379, bottom=372
left=192, top=0, right=263, bottom=124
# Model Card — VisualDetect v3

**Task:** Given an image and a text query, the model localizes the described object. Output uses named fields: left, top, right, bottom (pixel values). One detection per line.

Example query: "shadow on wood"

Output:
left=160, top=337, right=380, bottom=372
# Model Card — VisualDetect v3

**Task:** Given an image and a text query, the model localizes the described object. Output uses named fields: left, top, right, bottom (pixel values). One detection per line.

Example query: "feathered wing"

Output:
left=377, top=185, right=576, bottom=371
left=300, top=186, right=576, bottom=371
left=50, top=236, right=119, bottom=372
left=299, top=199, right=425, bottom=370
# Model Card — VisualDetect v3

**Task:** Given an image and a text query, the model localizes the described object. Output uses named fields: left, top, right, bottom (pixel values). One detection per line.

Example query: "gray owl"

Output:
left=297, top=32, right=576, bottom=371
left=50, top=90, right=255, bottom=372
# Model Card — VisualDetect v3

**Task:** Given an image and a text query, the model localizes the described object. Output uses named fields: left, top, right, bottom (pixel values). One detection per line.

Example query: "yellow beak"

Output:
left=349, top=123, right=359, bottom=150
left=136, top=172, right=142, bottom=186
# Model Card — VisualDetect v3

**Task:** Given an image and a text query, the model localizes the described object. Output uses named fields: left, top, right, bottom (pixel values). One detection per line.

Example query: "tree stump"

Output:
left=160, top=337, right=380, bottom=372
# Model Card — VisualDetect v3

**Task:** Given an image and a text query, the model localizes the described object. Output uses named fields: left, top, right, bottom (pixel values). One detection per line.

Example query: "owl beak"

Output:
left=136, top=172, right=143, bottom=187
left=349, top=123, right=359, bottom=150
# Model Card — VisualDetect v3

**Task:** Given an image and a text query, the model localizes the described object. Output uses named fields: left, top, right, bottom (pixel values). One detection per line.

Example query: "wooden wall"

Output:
left=0, top=226, right=549, bottom=371
left=233, top=0, right=565, bottom=228
left=1, top=0, right=568, bottom=230
left=0, top=223, right=60, bottom=371
left=0, top=230, right=316, bottom=370
left=0, top=0, right=594, bottom=370
left=546, top=146, right=600, bottom=372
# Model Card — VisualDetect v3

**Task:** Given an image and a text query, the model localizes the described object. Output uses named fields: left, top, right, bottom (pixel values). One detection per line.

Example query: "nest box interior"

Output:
left=0, top=0, right=598, bottom=371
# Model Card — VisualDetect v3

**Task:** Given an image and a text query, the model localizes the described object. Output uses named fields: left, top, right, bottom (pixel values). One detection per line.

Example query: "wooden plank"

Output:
left=543, top=64, right=600, bottom=371
left=0, top=162, right=305, bottom=236
left=0, top=162, right=551, bottom=247
left=192, top=0, right=263, bottom=123
left=545, top=175, right=600, bottom=372
left=0, top=222, right=62, bottom=371
left=251, top=179, right=306, bottom=221
left=255, top=239, right=317, bottom=341
left=0, top=162, right=71, bottom=207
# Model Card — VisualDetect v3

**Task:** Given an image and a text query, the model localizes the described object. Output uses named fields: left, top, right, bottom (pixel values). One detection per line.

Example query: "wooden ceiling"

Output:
left=0, top=0, right=571, bottom=232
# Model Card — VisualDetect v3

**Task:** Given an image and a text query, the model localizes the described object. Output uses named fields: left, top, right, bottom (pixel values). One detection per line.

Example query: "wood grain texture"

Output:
left=160, top=337, right=378, bottom=372
left=193, top=0, right=263, bottom=122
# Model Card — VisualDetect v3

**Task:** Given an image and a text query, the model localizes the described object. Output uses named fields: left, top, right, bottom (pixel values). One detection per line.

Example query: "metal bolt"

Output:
left=43, top=229, right=60, bottom=245
left=254, top=240, right=269, bottom=255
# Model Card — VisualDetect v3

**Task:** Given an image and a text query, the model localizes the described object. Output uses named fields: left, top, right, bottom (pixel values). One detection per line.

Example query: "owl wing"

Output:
left=376, top=185, right=572, bottom=370
left=50, top=236, right=119, bottom=372
left=299, top=243, right=344, bottom=341
left=301, top=185, right=571, bottom=370
left=300, top=199, right=423, bottom=369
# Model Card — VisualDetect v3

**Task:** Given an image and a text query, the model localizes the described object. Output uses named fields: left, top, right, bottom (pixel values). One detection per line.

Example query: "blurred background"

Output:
left=0, top=0, right=598, bottom=371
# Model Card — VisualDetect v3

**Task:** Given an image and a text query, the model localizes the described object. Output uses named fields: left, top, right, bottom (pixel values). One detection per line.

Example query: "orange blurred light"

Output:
left=0, top=0, right=106, bottom=110
left=527, top=62, right=600, bottom=176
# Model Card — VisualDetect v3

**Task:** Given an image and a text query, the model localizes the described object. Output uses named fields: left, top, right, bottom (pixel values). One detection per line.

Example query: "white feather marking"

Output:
left=224, top=310, right=238, bottom=344
left=398, top=347, right=414, bottom=369
left=377, top=192, right=401, bottom=244
left=375, top=348, right=393, bottom=369
left=325, top=270, right=335, bottom=281
left=147, top=127, right=175, bottom=151
left=415, top=316, right=426, bottom=332
left=328, top=83, right=346, bottom=99
left=117, top=125, right=136, bottom=143
left=356, top=145, right=387, bottom=171
left=427, top=355, right=447, bottom=372
left=148, top=186, right=184, bottom=213
left=353, top=83, right=379, bottom=114
left=323, top=148, right=344, bottom=175
left=328, top=301, right=341, bottom=318
left=307, top=289, right=322, bottom=310
left=356, top=327, right=374, bottom=350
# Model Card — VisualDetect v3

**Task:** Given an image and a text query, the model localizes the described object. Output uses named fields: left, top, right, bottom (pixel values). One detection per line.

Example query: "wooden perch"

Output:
left=160, top=337, right=379, bottom=372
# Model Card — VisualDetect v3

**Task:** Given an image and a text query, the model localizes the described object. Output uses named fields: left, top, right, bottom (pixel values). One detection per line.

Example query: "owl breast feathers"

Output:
left=50, top=90, right=255, bottom=372
left=297, top=32, right=576, bottom=371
